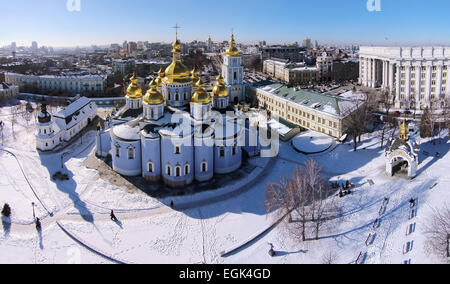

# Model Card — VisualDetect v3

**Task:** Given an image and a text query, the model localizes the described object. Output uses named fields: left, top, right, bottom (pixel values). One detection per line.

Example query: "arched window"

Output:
left=201, top=161, right=208, bottom=173
left=175, top=145, right=181, bottom=154
left=175, top=89, right=179, bottom=101
left=128, top=146, right=135, bottom=160
left=175, top=166, right=181, bottom=177
left=185, top=164, right=190, bottom=175
left=150, top=108, right=154, bottom=119
left=219, top=147, right=225, bottom=158
left=115, top=144, right=120, bottom=157
left=166, top=165, right=172, bottom=176
left=148, top=161, right=154, bottom=173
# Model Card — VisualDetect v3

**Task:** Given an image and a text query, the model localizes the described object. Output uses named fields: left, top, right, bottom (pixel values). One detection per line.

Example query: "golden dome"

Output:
left=212, top=74, right=228, bottom=97
left=126, top=73, right=143, bottom=99
left=143, top=79, right=164, bottom=105
left=155, top=68, right=165, bottom=88
left=226, top=34, right=239, bottom=57
left=164, top=38, right=191, bottom=84
left=191, top=79, right=211, bottom=104
left=399, top=121, right=409, bottom=141
left=191, top=67, right=199, bottom=82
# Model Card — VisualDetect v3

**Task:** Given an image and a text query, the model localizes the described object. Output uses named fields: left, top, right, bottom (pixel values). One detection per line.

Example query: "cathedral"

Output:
left=96, top=33, right=257, bottom=188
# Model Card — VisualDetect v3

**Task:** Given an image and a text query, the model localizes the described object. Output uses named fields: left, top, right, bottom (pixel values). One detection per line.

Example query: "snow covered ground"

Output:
left=0, top=103, right=449, bottom=264
left=292, top=131, right=335, bottom=154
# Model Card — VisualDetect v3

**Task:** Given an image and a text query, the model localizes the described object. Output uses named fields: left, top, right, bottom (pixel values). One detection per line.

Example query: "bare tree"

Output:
left=422, top=205, right=450, bottom=261
left=266, top=167, right=311, bottom=242
left=379, top=89, right=395, bottom=148
left=307, top=159, right=341, bottom=240
left=266, top=159, right=340, bottom=242
left=321, top=251, right=339, bottom=264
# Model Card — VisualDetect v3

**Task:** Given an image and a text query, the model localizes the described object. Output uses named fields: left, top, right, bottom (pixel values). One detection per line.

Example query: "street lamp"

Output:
left=60, top=152, right=69, bottom=169
left=31, top=202, right=35, bottom=220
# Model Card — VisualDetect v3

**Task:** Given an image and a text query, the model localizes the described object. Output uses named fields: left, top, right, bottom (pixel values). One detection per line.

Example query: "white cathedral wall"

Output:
left=141, top=137, right=162, bottom=180
left=111, top=138, right=142, bottom=177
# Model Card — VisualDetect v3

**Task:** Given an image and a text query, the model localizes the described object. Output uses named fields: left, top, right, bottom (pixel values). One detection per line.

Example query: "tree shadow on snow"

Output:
left=39, top=152, right=94, bottom=223
left=1, top=216, right=11, bottom=237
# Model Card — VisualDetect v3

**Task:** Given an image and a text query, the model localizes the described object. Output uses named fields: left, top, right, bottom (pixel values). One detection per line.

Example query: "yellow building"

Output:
left=255, top=83, right=365, bottom=138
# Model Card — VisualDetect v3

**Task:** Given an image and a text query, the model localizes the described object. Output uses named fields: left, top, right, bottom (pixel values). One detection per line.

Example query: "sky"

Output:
left=1, top=0, right=450, bottom=48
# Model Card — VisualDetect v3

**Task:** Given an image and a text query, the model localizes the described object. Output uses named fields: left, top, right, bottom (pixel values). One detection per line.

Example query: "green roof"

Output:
left=258, top=83, right=360, bottom=118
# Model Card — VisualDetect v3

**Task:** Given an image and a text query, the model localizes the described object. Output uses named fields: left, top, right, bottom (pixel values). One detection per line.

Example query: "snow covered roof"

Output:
left=258, top=83, right=364, bottom=118
left=54, top=97, right=93, bottom=119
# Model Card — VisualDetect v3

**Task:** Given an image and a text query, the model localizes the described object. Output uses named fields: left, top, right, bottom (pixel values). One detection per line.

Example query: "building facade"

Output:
left=261, top=46, right=302, bottom=62
left=5, top=73, right=105, bottom=96
left=255, top=83, right=365, bottom=138
left=359, top=46, right=450, bottom=110
left=263, top=59, right=319, bottom=85
left=112, top=59, right=136, bottom=76
left=0, top=83, right=19, bottom=99
left=36, top=97, right=97, bottom=151
left=316, top=52, right=334, bottom=82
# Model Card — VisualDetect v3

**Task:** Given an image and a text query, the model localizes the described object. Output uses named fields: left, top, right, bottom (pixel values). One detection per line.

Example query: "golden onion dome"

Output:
left=164, top=38, right=190, bottom=84
left=226, top=34, right=239, bottom=57
left=399, top=121, right=409, bottom=141
left=155, top=68, right=164, bottom=88
left=143, top=79, right=164, bottom=105
left=126, top=73, right=143, bottom=99
left=191, top=67, right=199, bottom=82
left=191, top=79, right=211, bottom=104
left=212, top=75, right=228, bottom=97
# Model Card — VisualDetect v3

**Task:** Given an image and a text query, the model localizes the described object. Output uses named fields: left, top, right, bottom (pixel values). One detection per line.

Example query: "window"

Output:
left=115, top=144, right=120, bottom=158
left=147, top=162, right=154, bottom=173
left=175, top=145, right=181, bottom=154
left=166, top=165, right=172, bottom=176
left=219, top=147, right=225, bottom=158
left=175, top=166, right=181, bottom=177
left=128, top=147, right=135, bottom=160
left=232, top=145, right=237, bottom=156
left=185, top=164, right=190, bottom=175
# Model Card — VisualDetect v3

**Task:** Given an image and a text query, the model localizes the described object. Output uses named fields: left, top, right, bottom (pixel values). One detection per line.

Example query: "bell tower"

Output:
left=222, top=33, right=245, bottom=104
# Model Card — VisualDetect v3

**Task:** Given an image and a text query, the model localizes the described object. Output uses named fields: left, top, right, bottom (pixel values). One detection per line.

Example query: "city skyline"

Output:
left=2, top=0, right=450, bottom=48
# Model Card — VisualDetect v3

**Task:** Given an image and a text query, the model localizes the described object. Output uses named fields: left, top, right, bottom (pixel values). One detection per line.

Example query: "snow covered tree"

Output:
left=1, top=203, right=11, bottom=218
left=423, top=205, right=450, bottom=260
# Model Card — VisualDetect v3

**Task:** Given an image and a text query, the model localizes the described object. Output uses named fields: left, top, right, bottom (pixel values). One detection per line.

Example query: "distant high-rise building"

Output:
left=313, top=40, right=319, bottom=50
left=302, top=38, right=312, bottom=49
left=11, top=42, right=16, bottom=51
left=31, top=41, right=38, bottom=51
left=207, top=36, right=213, bottom=52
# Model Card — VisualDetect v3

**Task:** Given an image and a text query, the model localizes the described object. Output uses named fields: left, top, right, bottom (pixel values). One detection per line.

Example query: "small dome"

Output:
left=38, top=104, right=51, bottom=123
left=143, top=79, right=164, bottom=105
left=155, top=68, right=165, bottom=88
left=191, top=67, right=199, bottom=83
left=399, top=121, right=409, bottom=141
left=212, top=75, right=228, bottom=97
left=191, top=79, right=211, bottom=104
left=126, top=73, right=143, bottom=99
left=226, top=34, right=239, bottom=57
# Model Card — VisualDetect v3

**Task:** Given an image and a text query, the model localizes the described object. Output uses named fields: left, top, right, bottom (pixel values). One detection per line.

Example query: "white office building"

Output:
left=5, top=73, right=105, bottom=96
left=359, top=46, right=450, bottom=110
